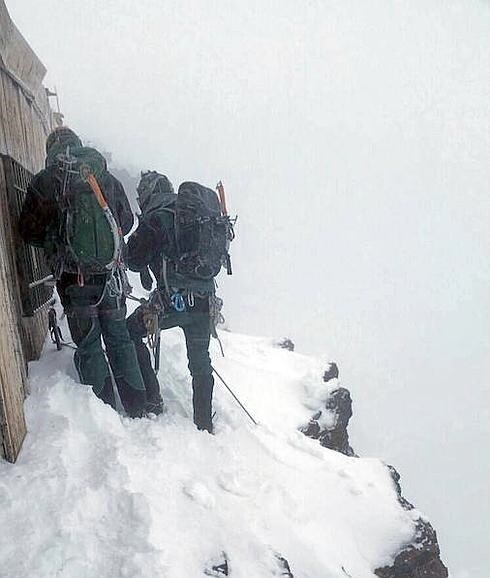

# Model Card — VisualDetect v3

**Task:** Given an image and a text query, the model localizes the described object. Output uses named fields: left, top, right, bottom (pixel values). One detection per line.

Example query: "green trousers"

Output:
left=57, top=273, right=147, bottom=417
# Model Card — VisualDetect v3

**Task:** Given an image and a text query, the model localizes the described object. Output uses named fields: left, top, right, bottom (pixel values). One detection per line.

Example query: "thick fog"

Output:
left=7, top=1, right=489, bottom=576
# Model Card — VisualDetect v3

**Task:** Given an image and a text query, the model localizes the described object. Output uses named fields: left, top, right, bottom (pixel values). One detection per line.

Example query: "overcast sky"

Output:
left=7, top=1, right=490, bottom=576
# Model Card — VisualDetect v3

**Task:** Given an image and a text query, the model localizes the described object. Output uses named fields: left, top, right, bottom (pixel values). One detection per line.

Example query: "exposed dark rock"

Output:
left=276, top=338, right=295, bottom=352
left=323, top=361, right=339, bottom=382
left=275, top=554, right=294, bottom=576
left=301, top=387, right=355, bottom=456
left=205, top=552, right=229, bottom=576
left=300, top=364, right=448, bottom=578
left=205, top=552, right=293, bottom=577
left=374, top=467, right=448, bottom=578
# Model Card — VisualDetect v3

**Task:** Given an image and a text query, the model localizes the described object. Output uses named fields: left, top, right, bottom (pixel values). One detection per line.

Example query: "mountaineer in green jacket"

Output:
left=19, top=126, right=147, bottom=417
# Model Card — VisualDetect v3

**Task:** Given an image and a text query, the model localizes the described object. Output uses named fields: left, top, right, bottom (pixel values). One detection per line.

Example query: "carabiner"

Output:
left=171, top=292, right=186, bottom=312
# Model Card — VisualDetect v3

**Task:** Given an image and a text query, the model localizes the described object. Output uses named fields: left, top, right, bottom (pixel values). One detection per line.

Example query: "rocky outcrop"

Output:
left=300, top=363, right=448, bottom=578
left=205, top=551, right=294, bottom=577
left=374, top=467, right=448, bottom=578
left=275, top=555, right=294, bottom=576
left=276, top=338, right=295, bottom=352
left=300, top=387, right=355, bottom=456
left=323, top=361, right=339, bottom=381
left=300, top=362, right=355, bottom=456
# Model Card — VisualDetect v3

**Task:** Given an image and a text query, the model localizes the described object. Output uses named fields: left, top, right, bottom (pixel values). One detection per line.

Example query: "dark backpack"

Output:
left=136, top=174, right=234, bottom=282
left=174, top=181, right=234, bottom=280
left=53, top=146, right=121, bottom=274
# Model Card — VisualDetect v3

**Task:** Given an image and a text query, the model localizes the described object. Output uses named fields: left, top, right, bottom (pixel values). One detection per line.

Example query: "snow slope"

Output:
left=0, top=291, right=418, bottom=578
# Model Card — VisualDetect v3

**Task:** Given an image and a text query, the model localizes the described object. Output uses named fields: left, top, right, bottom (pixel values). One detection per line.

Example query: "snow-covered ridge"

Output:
left=0, top=311, right=423, bottom=578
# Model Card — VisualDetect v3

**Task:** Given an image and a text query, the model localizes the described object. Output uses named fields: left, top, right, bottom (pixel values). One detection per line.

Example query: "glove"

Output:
left=139, top=266, right=153, bottom=291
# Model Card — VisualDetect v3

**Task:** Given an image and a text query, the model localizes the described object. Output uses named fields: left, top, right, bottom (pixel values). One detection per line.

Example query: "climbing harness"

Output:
left=160, top=255, right=187, bottom=313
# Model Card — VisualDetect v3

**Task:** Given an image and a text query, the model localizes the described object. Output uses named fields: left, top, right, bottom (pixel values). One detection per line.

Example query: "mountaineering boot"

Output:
left=146, top=397, right=165, bottom=416
left=192, top=374, right=214, bottom=433
left=96, top=376, right=117, bottom=410
left=116, top=377, right=148, bottom=418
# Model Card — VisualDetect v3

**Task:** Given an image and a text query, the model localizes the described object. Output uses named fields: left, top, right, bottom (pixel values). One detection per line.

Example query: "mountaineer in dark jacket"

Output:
left=19, top=126, right=147, bottom=417
left=126, top=171, right=217, bottom=432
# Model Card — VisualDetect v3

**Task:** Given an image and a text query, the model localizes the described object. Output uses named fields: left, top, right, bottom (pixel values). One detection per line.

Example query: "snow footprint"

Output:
left=217, top=471, right=252, bottom=497
left=182, top=481, right=216, bottom=509
left=337, top=469, right=364, bottom=496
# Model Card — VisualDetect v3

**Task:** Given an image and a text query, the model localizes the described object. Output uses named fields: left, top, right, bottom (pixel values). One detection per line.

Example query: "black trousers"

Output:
left=126, top=294, right=214, bottom=431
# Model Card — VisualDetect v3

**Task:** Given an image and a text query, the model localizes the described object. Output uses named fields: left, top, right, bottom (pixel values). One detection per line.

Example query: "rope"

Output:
left=212, top=366, right=258, bottom=426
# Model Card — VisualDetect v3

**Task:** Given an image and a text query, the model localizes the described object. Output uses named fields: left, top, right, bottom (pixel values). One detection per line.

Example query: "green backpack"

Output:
left=53, top=146, right=121, bottom=275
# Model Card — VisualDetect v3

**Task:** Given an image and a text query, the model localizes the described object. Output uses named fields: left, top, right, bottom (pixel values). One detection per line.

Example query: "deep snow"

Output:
left=0, top=283, right=419, bottom=578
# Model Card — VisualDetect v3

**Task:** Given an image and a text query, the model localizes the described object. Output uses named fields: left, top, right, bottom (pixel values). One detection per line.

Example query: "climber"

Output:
left=126, top=171, right=234, bottom=432
left=18, top=126, right=147, bottom=417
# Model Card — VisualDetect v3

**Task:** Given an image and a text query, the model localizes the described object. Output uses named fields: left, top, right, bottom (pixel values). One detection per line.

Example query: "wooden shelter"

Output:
left=0, top=0, right=55, bottom=462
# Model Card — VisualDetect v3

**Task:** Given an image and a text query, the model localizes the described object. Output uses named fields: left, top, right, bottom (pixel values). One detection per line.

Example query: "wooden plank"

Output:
left=0, top=0, right=47, bottom=93
left=0, top=69, right=12, bottom=158
left=0, top=71, right=7, bottom=155
left=0, top=68, right=50, bottom=171
left=0, top=0, right=53, bottom=462
left=0, top=162, right=27, bottom=462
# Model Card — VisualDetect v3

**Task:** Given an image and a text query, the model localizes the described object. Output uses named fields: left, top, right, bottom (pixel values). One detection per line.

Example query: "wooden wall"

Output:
left=0, top=0, right=53, bottom=462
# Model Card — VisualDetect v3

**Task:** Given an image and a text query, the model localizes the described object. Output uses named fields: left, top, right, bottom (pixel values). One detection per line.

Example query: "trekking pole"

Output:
left=212, top=366, right=258, bottom=426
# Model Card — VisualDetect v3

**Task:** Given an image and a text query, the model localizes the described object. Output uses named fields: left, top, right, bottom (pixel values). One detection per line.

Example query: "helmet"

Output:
left=45, top=126, right=82, bottom=153
left=137, top=171, right=174, bottom=212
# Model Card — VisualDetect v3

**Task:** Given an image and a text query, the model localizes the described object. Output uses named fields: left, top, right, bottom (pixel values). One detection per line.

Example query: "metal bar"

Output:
left=28, top=274, right=54, bottom=289
left=32, top=297, right=56, bottom=317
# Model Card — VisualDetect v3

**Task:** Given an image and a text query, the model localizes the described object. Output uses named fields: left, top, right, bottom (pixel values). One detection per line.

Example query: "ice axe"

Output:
left=216, top=180, right=228, bottom=216
left=216, top=180, right=234, bottom=275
